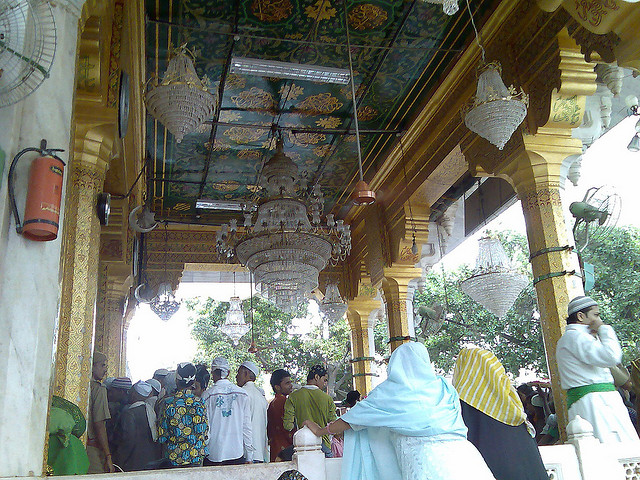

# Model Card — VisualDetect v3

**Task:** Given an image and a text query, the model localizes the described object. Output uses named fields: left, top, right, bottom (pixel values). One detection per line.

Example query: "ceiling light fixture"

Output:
left=149, top=223, right=181, bottom=321
left=344, top=3, right=375, bottom=206
left=422, top=0, right=459, bottom=15
left=220, top=271, right=251, bottom=344
left=319, top=281, right=348, bottom=325
left=461, top=0, right=528, bottom=150
left=230, top=57, right=351, bottom=85
left=216, top=135, right=351, bottom=312
left=625, top=95, right=640, bottom=153
left=195, top=199, right=251, bottom=211
left=145, top=45, right=215, bottom=143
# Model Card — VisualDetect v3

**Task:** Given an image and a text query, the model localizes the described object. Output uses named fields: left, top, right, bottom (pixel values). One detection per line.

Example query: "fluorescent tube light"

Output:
left=230, top=57, right=350, bottom=85
left=196, top=199, right=250, bottom=211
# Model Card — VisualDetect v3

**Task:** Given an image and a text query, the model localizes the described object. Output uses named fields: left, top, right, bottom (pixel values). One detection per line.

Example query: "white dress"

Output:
left=390, top=432, right=496, bottom=480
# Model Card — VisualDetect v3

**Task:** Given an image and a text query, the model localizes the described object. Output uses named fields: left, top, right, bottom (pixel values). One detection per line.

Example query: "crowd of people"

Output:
left=46, top=295, right=640, bottom=479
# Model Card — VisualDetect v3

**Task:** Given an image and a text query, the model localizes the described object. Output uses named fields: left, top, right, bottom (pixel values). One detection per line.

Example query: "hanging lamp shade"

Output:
left=460, top=237, right=528, bottom=319
left=149, top=282, right=181, bottom=321
left=463, top=62, right=528, bottom=150
left=145, top=47, right=215, bottom=143
left=422, top=0, right=459, bottom=15
left=319, top=282, right=348, bottom=324
left=221, top=296, right=251, bottom=345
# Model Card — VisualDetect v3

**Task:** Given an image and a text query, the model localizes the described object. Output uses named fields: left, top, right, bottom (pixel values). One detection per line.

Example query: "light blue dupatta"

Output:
left=340, top=342, right=467, bottom=480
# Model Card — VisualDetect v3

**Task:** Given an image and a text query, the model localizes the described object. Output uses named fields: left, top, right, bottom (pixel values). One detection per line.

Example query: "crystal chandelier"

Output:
left=149, top=224, right=181, bottom=321
left=460, top=237, right=528, bottom=319
left=463, top=62, right=528, bottom=150
left=319, top=282, right=348, bottom=324
left=217, top=138, right=351, bottom=312
left=150, top=282, right=181, bottom=321
left=145, top=45, right=215, bottom=143
left=221, top=296, right=251, bottom=345
left=422, top=0, right=459, bottom=15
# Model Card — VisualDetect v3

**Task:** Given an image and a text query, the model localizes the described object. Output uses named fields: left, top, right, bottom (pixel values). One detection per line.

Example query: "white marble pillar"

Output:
left=0, top=1, right=86, bottom=476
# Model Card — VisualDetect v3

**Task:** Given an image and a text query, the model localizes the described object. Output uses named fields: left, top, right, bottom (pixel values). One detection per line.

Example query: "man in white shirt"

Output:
left=556, top=296, right=638, bottom=443
left=201, top=357, right=254, bottom=465
left=237, top=361, right=269, bottom=463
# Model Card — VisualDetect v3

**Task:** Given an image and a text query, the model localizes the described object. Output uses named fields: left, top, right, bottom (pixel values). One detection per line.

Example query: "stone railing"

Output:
left=6, top=415, right=638, bottom=480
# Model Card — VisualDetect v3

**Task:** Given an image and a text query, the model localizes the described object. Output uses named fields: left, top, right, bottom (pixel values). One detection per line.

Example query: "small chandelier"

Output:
left=220, top=296, right=250, bottom=345
left=463, top=62, right=528, bottom=150
left=460, top=236, right=528, bottom=319
left=319, top=282, right=348, bottom=324
left=149, top=224, right=181, bottom=321
left=145, top=45, right=215, bottom=143
left=422, top=0, right=459, bottom=15
left=150, top=283, right=181, bottom=321
left=217, top=138, right=351, bottom=312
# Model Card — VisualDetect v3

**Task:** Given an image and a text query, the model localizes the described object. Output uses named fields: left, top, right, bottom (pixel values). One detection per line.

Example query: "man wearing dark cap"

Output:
left=283, top=365, right=336, bottom=456
left=87, top=351, right=115, bottom=473
left=157, top=362, right=209, bottom=466
left=267, top=369, right=294, bottom=461
left=556, top=296, right=638, bottom=443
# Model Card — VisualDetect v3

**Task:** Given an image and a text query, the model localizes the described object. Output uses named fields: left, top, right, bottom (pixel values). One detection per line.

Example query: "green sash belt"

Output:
left=566, top=382, right=616, bottom=409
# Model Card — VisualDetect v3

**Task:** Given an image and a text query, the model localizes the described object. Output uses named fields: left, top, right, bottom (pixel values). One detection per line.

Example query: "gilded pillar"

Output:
left=347, top=285, right=382, bottom=395
left=494, top=29, right=596, bottom=439
left=54, top=127, right=113, bottom=412
left=381, top=265, right=423, bottom=351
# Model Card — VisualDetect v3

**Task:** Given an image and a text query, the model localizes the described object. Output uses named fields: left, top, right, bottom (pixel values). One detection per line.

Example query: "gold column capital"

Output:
left=347, top=296, right=382, bottom=331
left=382, top=265, right=422, bottom=351
left=346, top=288, right=381, bottom=395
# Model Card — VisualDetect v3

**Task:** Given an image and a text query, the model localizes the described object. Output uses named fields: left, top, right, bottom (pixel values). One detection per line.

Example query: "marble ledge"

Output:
left=0, top=462, right=296, bottom=480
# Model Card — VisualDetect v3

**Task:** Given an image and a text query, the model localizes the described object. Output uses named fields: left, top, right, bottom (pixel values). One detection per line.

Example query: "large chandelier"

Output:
left=463, top=62, right=528, bottom=150
left=319, top=282, right=348, bottom=324
left=217, top=139, right=351, bottom=312
left=460, top=237, right=528, bottom=319
left=221, top=296, right=250, bottom=345
left=145, top=45, right=215, bottom=143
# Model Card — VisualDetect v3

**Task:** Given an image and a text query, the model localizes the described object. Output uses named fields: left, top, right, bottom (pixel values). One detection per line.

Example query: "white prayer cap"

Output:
left=567, top=296, right=598, bottom=316
left=211, top=357, right=230, bottom=378
left=153, top=368, right=169, bottom=377
left=146, top=378, right=162, bottom=394
left=133, top=380, right=152, bottom=397
left=241, top=360, right=260, bottom=377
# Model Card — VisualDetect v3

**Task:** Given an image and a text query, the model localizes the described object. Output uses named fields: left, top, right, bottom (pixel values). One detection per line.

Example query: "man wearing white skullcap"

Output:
left=112, top=381, right=161, bottom=471
left=201, top=357, right=254, bottom=465
left=237, top=361, right=269, bottom=462
left=556, top=296, right=638, bottom=443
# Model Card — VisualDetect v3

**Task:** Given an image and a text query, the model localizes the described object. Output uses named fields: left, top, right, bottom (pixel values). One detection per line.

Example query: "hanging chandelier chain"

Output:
left=344, top=0, right=364, bottom=182
left=464, top=0, right=486, bottom=63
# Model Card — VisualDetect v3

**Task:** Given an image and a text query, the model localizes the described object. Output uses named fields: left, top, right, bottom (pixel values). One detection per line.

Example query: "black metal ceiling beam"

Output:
left=204, top=120, right=400, bottom=135
left=146, top=17, right=463, bottom=54
left=197, top=0, right=240, bottom=199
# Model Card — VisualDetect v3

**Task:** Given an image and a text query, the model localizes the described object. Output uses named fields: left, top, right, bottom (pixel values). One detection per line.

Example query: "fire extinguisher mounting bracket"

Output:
left=7, top=139, right=65, bottom=237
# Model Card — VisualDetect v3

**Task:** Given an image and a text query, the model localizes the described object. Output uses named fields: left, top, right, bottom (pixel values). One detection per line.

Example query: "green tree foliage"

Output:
left=580, top=226, right=640, bottom=362
left=187, top=296, right=353, bottom=398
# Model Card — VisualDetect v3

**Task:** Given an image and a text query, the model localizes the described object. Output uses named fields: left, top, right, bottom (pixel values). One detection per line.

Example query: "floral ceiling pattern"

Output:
left=145, top=0, right=497, bottom=220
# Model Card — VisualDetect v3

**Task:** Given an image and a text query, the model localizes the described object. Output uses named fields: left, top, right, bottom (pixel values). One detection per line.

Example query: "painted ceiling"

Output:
left=145, top=0, right=498, bottom=222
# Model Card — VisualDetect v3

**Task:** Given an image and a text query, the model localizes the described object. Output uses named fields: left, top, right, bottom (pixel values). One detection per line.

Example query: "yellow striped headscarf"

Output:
left=452, top=347, right=526, bottom=426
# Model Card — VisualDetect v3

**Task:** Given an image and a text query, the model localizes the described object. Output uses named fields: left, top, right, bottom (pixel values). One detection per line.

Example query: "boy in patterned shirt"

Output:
left=157, top=362, right=208, bottom=466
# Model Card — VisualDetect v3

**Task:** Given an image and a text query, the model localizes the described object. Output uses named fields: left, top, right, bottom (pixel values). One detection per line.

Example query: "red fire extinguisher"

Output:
left=8, top=140, right=65, bottom=241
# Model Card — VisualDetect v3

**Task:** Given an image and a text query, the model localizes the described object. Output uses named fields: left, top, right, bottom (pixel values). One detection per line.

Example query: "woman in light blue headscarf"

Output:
left=304, top=342, right=496, bottom=480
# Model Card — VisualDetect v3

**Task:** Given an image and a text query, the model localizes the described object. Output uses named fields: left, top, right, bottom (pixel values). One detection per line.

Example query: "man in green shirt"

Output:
left=283, top=365, right=336, bottom=456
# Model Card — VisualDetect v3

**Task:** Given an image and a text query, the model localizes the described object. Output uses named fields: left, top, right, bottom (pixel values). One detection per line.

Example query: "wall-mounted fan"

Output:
left=570, top=186, right=621, bottom=253
left=0, top=0, right=57, bottom=108
left=128, top=205, right=158, bottom=233
left=416, top=303, right=446, bottom=338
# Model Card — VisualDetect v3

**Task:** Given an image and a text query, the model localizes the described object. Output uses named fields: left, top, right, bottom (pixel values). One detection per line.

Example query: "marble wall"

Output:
left=0, top=2, right=85, bottom=476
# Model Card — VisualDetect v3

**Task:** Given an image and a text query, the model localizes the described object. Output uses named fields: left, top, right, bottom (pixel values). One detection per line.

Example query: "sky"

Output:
left=126, top=115, right=640, bottom=382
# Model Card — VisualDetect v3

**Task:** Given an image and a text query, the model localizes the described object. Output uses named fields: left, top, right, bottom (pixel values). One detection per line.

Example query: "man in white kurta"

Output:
left=556, top=296, right=638, bottom=443
left=201, top=357, right=254, bottom=465
left=237, top=361, right=269, bottom=462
